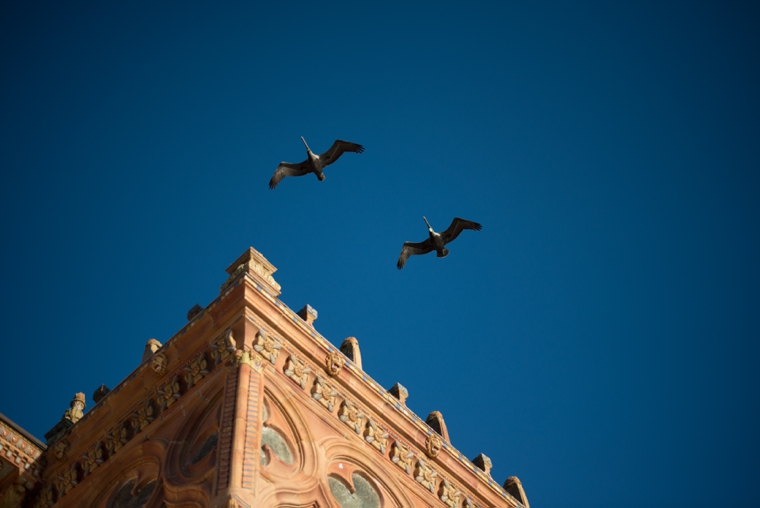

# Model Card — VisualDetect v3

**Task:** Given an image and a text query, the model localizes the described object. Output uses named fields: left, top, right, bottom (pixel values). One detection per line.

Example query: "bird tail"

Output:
left=438, top=248, right=449, bottom=258
left=317, top=173, right=326, bottom=181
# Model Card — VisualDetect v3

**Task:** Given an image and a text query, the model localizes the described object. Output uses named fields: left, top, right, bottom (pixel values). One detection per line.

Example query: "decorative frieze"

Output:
left=253, top=330, right=282, bottom=365
left=212, top=330, right=236, bottom=365
left=414, top=459, right=437, bottom=494
left=439, top=479, right=462, bottom=507
left=364, top=420, right=389, bottom=454
left=157, top=376, right=182, bottom=410
left=338, top=400, right=364, bottom=435
left=54, top=462, right=78, bottom=496
left=105, top=423, right=128, bottom=455
left=183, top=354, right=209, bottom=388
left=311, top=377, right=338, bottom=412
left=284, top=356, right=311, bottom=390
left=391, top=441, right=414, bottom=475
left=131, top=399, right=155, bottom=433
left=81, top=443, right=103, bottom=477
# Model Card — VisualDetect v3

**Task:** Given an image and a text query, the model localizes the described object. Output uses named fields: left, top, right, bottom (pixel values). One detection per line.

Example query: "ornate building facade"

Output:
left=1, top=247, right=530, bottom=508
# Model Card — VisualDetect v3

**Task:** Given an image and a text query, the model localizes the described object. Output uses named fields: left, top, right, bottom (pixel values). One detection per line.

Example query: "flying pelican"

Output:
left=269, top=137, right=364, bottom=189
left=397, top=217, right=482, bottom=269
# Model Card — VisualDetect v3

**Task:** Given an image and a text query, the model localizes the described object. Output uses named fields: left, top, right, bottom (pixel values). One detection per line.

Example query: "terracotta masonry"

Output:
left=5, top=246, right=530, bottom=508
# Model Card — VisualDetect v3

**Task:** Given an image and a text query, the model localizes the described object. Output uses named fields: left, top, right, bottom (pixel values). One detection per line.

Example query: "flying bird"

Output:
left=269, top=137, right=364, bottom=189
left=397, top=217, right=482, bottom=269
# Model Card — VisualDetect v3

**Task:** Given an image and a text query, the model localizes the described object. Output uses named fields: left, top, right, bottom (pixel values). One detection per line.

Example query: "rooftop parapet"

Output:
left=221, top=246, right=281, bottom=297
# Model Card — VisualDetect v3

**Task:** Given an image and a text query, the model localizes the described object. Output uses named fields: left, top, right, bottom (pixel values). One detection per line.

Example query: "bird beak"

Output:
left=301, top=136, right=310, bottom=151
left=423, top=216, right=431, bottom=229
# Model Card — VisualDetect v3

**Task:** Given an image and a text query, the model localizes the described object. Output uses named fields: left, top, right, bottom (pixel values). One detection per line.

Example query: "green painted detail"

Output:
left=328, top=474, right=380, bottom=508
left=261, top=426, right=292, bottom=464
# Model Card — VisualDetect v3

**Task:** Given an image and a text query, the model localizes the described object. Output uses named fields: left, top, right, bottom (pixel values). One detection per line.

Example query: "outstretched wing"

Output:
left=319, top=140, right=364, bottom=166
left=440, top=217, right=482, bottom=244
left=269, top=161, right=310, bottom=189
left=397, top=240, right=433, bottom=270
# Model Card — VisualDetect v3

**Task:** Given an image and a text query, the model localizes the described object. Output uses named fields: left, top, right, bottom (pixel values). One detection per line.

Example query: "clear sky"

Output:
left=1, top=2, right=758, bottom=507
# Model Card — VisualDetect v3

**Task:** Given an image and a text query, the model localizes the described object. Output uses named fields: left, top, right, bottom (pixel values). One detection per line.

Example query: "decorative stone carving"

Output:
left=151, top=353, right=169, bottom=375
left=311, top=377, right=338, bottom=412
left=142, top=338, right=162, bottom=362
left=212, top=329, right=236, bottom=365
left=364, top=420, right=389, bottom=454
left=131, top=399, right=155, bottom=433
left=187, top=303, right=202, bottom=321
left=325, top=351, right=344, bottom=377
left=284, top=356, right=311, bottom=390
left=54, top=462, right=78, bottom=497
left=338, top=400, right=364, bottom=435
left=157, top=375, right=181, bottom=410
left=340, top=337, right=362, bottom=369
left=183, top=353, right=209, bottom=388
left=472, top=453, right=492, bottom=476
left=52, top=439, right=70, bottom=460
left=426, top=410, right=450, bottom=441
left=391, top=441, right=414, bottom=475
left=425, top=433, right=443, bottom=458
left=81, top=442, right=103, bottom=476
left=34, top=484, right=54, bottom=508
left=92, top=384, right=110, bottom=404
left=253, top=330, right=282, bottom=365
left=220, top=247, right=281, bottom=296
left=504, top=476, right=530, bottom=508
left=63, top=393, right=85, bottom=423
left=439, top=479, right=462, bottom=507
left=414, top=459, right=437, bottom=494
left=106, top=423, right=128, bottom=455
left=388, top=383, right=408, bottom=405
left=297, top=304, right=318, bottom=325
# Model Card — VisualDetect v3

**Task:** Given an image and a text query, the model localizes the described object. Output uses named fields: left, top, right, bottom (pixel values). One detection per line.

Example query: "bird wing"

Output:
left=397, top=240, right=433, bottom=270
left=269, top=161, right=310, bottom=189
left=318, top=140, right=364, bottom=166
left=440, top=217, right=482, bottom=244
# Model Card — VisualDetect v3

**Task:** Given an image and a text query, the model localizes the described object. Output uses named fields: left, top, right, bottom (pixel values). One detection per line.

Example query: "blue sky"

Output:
left=1, top=2, right=758, bottom=507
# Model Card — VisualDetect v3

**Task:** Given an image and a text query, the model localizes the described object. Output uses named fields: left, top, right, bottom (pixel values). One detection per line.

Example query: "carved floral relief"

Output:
left=284, top=356, right=312, bottom=390
left=391, top=441, right=414, bottom=475
left=157, top=375, right=182, bottom=410
left=81, top=442, right=104, bottom=477
left=253, top=331, right=282, bottom=365
left=414, top=459, right=438, bottom=494
left=311, top=377, right=338, bottom=412
left=131, top=399, right=155, bottom=433
left=338, top=400, right=364, bottom=435
left=54, top=462, right=78, bottom=497
left=439, top=478, right=462, bottom=507
left=106, top=423, right=128, bottom=455
left=364, top=420, right=389, bottom=454
left=183, top=354, right=209, bottom=388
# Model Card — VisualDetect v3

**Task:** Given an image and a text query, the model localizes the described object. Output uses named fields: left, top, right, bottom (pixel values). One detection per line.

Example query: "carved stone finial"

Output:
left=340, top=337, right=362, bottom=369
left=92, top=384, right=110, bottom=404
left=297, top=304, right=318, bottom=325
left=221, top=247, right=282, bottom=297
left=472, top=453, right=492, bottom=476
left=64, top=393, right=86, bottom=424
left=426, top=411, right=450, bottom=441
left=504, top=476, right=530, bottom=508
left=389, top=383, right=409, bottom=405
left=142, top=338, right=162, bottom=362
left=187, top=304, right=202, bottom=321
